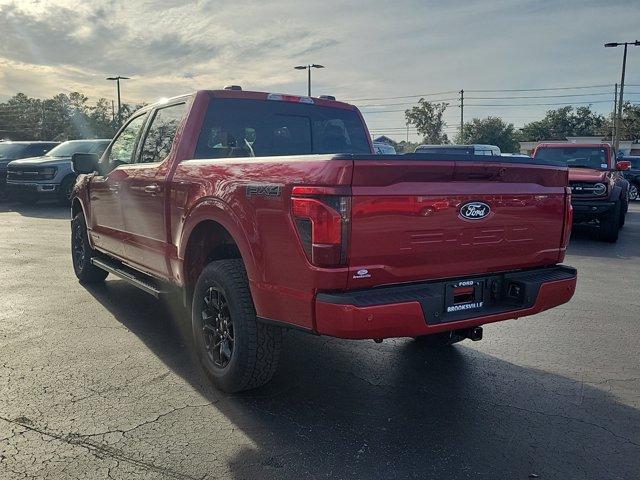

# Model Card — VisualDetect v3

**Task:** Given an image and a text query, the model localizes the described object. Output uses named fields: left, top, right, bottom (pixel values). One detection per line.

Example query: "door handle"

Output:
left=144, top=184, right=161, bottom=194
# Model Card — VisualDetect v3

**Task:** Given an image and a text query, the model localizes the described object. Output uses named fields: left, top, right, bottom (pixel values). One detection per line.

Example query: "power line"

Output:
left=344, top=90, right=458, bottom=102
left=466, top=92, right=640, bottom=100
left=345, top=84, right=624, bottom=103
left=358, top=98, right=457, bottom=108
left=465, top=84, right=612, bottom=93
left=463, top=99, right=615, bottom=107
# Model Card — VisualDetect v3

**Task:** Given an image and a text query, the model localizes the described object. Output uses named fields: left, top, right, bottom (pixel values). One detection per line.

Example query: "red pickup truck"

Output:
left=70, top=88, right=577, bottom=392
left=532, top=143, right=631, bottom=242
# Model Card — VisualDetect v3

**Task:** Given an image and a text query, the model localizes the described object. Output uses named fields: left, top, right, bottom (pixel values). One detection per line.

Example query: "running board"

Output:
left=90, top=257, right=165, bottom=298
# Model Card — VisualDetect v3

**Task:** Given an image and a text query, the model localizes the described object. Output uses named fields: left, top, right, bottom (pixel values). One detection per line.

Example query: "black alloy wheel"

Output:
left=201, top=286, right=235, bottom=368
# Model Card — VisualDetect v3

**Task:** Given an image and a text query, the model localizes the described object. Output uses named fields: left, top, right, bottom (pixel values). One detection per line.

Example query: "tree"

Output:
left=456, top=116, right=520, bottom=153
left=405, top=100, right=449, bottom=144
left=0, top=92, right=142, bottom=141
left=619, top=102, right=640, bottom=141
left=519, top=106, right=607, bottom=142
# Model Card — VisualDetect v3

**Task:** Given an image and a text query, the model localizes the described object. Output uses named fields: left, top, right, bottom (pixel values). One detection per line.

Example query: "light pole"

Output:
left=294, top=64, right=324, bottom=97
left=106, top=76, right=130, bottom=126
left=605, top=40, right=639, bottom=153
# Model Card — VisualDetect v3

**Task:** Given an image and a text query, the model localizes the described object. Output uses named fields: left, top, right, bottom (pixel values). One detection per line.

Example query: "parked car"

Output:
left=619, top=156, right=640, bottom=201
left=373, top=142, right=397, bottom=154
left=415, top=144, right=501, bottom=155
left=6, top=139, right=110, bottom=205
left=0, top=141, right=59, bottom=199
left=532, top=143, right=630, bottom=242
left=70, top=88, right=576, bottom=392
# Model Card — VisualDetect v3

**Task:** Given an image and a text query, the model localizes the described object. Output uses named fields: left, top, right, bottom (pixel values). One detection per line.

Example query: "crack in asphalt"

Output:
left=0, top=409, right=212, bottom=480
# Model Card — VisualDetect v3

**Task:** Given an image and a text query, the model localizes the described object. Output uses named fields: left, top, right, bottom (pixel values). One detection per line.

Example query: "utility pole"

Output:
left=612, top=83, right=618, bottom=143
left=616, top=44, right=628, bottom=153
left=111, top=100, right=115, bottom=123
left=459, top=89, right=464, bottom=140
left=605, top=40, right=640, bottom=153
left=406, top=124, right=409, bottom=143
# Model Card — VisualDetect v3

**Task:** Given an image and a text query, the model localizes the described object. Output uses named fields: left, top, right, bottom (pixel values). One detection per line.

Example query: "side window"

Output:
left=108, top=114, right=148, bottom=165
left=139, top=103, right=187, bottom=164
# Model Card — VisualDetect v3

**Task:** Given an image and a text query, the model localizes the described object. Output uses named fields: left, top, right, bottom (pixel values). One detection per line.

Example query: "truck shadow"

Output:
left=0, top=200, right=70, bottom=219
left=85, top=280, right=640, bottom=480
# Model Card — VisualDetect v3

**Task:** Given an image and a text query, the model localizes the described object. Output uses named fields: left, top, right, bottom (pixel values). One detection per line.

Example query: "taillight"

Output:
left=291, top=186, right=351, bottom=267
left=561, top=186, right=573, bottom=249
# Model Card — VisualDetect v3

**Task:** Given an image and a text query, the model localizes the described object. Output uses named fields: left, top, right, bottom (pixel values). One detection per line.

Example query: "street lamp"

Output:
left=604, top=40, right=639, bottom=153
left=293, top=64, right=324, bottom=97
left=106, top=76, right=130, bottom=126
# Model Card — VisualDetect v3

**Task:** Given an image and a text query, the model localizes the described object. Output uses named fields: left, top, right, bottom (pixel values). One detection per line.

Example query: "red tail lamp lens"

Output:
left=291, top=187, right=350, bottom=267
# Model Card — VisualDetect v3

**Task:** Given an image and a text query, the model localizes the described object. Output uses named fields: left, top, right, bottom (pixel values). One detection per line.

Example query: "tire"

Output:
left=71, top=212, right=108, bottom=283
left=58, top=176, right=76, bottom=206
left=414, top=331, right=464, bottom=347
left=619, top=196, right=628, bottom=228
left=599, top=201, right=621, bottom=243
left=629, top=183, right=638, bottom=202
left=191, top=259, right=282, bottom=393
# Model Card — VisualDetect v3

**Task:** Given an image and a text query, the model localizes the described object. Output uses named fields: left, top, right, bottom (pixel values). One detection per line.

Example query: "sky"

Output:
left=0, top=0, right=639, bottom=142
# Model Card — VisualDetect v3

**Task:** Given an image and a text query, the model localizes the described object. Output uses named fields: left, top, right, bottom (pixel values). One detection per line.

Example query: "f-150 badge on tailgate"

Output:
left=459, top=201, right=491, bottom=220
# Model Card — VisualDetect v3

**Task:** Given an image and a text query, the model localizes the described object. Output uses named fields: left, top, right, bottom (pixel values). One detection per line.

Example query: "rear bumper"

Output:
left=315, top=265, right=577, bottom=339
left=571, top=199, right=615, bottom=220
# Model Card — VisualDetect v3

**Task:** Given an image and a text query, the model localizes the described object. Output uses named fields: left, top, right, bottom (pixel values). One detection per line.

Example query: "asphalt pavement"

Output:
left=1, top=201, right=639, bottom=479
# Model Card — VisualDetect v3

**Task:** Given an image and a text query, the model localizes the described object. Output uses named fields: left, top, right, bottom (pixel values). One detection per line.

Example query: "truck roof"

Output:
left=536, top=143, right=611, bottom=149
left=146, top=89, right=358, bottom=112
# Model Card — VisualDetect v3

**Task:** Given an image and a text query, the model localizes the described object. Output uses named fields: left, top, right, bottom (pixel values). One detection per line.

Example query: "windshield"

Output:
left=535, top=147, right=610, bottom=169
left=47, top=141, right=110, bottom=157
left=0, top=143, right=29, bottom=159
left=195, top=98, right=371, bottom=158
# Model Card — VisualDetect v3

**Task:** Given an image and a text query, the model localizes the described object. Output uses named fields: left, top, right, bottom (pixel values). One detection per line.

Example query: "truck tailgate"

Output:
left=347, top=157, right=568, bottom=289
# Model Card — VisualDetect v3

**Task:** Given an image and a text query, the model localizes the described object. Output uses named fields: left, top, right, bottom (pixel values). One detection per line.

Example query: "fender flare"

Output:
left=177, top=197, right=258, bottom=281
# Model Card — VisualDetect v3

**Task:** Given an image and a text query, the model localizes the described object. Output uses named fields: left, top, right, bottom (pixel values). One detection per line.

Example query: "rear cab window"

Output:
left=194, top=98, right=371, bottom=159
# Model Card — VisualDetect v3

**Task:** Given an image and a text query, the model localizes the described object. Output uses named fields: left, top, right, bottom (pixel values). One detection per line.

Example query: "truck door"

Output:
left=120, top=101, right=188, bottom=278
left=90, top=113, right=148, bottom=257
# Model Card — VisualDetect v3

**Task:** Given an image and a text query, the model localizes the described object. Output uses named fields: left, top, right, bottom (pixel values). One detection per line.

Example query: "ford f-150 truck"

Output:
left=70, top=88, right=577, bottom=392
left=7, top=139, right=110, bottom=205
left=532, top=143, right=630, bottom=242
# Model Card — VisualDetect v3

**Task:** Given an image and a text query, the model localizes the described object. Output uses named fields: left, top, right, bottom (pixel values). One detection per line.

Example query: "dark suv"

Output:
left=620, top=156, right=640, bottom=201
left=0, top=141, right=59, bottom=198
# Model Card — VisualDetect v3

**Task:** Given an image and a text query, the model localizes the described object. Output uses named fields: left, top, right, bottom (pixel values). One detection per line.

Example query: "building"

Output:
left=373, top=135, right=397, bottom=146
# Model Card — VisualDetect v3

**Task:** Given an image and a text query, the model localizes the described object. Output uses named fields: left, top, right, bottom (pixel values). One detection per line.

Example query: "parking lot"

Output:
left=0, top=201, right=638, bottom=480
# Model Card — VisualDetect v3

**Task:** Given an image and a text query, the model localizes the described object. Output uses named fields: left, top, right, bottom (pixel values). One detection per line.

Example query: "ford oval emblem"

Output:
left=459, top=201, right=491, bottom=220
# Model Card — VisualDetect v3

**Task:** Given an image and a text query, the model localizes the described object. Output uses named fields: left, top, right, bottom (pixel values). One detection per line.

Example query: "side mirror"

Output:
left=72, top=153, right=99, bottom=174
left=616, top=160, right=631, bottom=171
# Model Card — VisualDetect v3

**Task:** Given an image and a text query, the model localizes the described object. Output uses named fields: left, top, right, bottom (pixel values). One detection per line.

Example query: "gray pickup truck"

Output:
left=0, top=141, right=59, bottom=199
left=6, top=139, right=110, bottom=205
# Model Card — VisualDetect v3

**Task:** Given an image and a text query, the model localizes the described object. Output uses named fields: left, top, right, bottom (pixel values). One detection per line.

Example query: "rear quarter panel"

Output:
left=172, top=155, right=353, bottom=329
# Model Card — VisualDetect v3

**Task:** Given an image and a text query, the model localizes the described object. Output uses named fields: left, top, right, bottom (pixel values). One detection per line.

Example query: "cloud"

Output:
left=0, top=0, right=638, bottom=142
